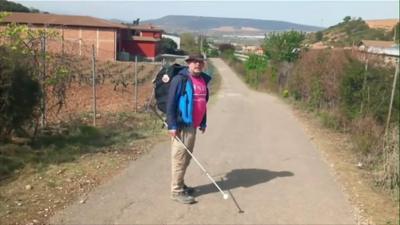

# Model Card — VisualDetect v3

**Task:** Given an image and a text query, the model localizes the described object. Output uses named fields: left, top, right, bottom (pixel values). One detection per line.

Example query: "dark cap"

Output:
left=185, top=52, right=205, bottom=63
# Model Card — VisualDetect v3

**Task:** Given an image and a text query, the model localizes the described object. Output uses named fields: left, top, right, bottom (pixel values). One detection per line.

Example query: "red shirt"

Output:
left=191, top=75, right=207, bottom=128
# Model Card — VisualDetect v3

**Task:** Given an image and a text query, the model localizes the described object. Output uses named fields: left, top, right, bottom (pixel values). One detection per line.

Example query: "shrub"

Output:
left=244, top=54, right=268, bottom=88
left=340, top=56, right=399, bottom=124
left=218, top=43, right=235, bottom=54
left=262, top=31, right=305, bottom=62
left=340, top=58, right=365, bottom=119
left=288, top=49, right=348, bottom=109
left=0, top=46, right=40, bottom=140
left=378, top=126, right=399, bottom=197
left=351, top=116, right=384, bottom=155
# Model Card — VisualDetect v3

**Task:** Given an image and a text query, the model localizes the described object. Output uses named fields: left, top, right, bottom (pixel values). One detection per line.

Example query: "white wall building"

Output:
left=162, top=34, right=181, bottom=49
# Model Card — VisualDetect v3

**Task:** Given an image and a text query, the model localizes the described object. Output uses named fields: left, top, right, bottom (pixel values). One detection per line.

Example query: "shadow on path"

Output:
left=193, top=168, right=294, bottom=197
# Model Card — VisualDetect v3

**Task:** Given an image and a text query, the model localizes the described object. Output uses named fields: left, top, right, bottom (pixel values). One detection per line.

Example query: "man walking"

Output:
left=166, top=52, right=211, bottom=204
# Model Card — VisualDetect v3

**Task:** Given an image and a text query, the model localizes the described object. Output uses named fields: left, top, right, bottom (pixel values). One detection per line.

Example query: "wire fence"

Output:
left=38, top=38, right=163, bottom=127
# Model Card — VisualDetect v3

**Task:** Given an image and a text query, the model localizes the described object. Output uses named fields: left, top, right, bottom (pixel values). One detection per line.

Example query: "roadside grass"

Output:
left=207, top=58, right=222, bottom=98
left=0, top=112, right=163, bottom=182
left=0, top=111, right=165, bottom=224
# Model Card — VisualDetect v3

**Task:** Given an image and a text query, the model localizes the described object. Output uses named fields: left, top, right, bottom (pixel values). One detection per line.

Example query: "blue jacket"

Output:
left=166, top=68, right=211, bottom=130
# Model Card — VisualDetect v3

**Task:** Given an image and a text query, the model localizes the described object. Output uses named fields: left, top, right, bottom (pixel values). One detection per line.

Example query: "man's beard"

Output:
left=190, top=69, right=201, bottom=75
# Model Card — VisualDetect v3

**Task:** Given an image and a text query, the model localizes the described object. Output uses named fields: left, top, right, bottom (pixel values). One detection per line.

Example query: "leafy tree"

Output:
left=244, top=54, right=268, bottom=87
left=218, top=43, right=235, bottom=53
left=207, top=48, right=219, bottom=57
left=0, top=46, right=40, bottom=140
left=158, top=37, right=178, bottom=54
left=315, top=31, right=323, bottom=42
left=199, top=35, right=211, bottom=54
left=0, top=14, right=68, bottom=139
left=218, top=43, right=235, bottom=60
left=343, top=16, right=351, bottom=23
left=180, top=33, right=198, bottom=54
left=388, top=22, right=400, bottom=43
left=262, top=31, right=305, bottom=62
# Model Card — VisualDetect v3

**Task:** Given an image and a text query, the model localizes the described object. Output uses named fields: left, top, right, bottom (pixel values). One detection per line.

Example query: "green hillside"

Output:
left=309, top=16, right=398, bottom=47
left=0, top=0, right=39, bottom=13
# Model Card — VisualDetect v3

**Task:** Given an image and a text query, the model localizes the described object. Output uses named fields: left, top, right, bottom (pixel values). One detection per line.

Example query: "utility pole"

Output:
left=384, top=23, right=400, bottom=134
left=92, top=44, right=97, bottom=126
left=134, top=56, right=138, bottom=113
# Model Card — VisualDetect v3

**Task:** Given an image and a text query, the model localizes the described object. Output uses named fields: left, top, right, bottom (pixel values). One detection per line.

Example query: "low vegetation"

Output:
left=0, top=46, right=40, bottom=141
left=0, top=111, right=165, bottom=224
left=0, top=112, right=163, bottom=180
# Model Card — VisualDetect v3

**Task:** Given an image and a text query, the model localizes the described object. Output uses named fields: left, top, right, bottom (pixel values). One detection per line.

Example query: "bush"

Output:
left=262, top=31, right=305, bottom=62
left=378, top=126, right=399, bottom=197
left=244, top=54, right=268, bottom=88
left=0, top=46, right=40, bottom=140
left=218, top=43, right=235, bottom=54
left=351, top=116, right=384, bottom=155
left=318, top=110, right=342, bottom=130
left=288, top=49, right=348, bottom=110
left=207, top=48, right=219, bottom=57
left=340, top=58, right=365, bottom=119
left=340, top=57, right=399, bottom=124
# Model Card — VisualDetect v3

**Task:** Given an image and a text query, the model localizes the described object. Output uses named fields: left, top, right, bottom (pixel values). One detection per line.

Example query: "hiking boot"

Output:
left=171, top=192, right=195, bottom=204
left=183, top=184, right=195, bottom=195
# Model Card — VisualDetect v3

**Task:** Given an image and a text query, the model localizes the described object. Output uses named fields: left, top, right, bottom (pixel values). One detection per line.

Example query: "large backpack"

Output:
left=152, top=63, right=187, bottom=114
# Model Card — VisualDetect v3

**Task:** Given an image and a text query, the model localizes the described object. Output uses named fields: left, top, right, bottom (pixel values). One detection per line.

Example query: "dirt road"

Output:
left=50, top=58, right=356, bottom=224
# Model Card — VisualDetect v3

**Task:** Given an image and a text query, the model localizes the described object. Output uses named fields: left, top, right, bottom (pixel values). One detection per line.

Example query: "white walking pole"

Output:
left=173, top=135, right=229, bottom=200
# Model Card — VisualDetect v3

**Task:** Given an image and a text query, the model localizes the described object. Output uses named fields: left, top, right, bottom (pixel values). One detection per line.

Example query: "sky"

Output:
left=16, top=1, right=399, bottom=27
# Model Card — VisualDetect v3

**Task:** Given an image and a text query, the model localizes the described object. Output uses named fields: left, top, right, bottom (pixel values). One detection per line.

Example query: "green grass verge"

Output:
left=0, top=112, right=163, bottom=180
left=207, top=59, right=222, bottom=99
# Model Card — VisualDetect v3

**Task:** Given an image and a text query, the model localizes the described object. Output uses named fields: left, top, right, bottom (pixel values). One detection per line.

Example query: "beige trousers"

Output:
left=171, top=126, right=196, bottom=193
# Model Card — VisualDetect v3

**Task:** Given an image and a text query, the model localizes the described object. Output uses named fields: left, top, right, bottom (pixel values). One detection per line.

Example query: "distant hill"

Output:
left=144, top=15, right=323, bottom=35
left=0, top=0, right=39, bottom=13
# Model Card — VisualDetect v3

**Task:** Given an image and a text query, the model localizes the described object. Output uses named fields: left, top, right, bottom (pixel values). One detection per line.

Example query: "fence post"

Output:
left=134, top=56, right=138, bottom=113
left=385, top=60, right=399, bottom=135
left=92, top=44, right=97, bottom=126
left=40, top=34, right=47, bottom=128
left=360, top=55, right=369, bottom=114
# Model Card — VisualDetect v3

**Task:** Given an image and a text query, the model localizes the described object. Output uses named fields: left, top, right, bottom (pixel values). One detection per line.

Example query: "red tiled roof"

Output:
left=1, top=12, right=127, bottom=29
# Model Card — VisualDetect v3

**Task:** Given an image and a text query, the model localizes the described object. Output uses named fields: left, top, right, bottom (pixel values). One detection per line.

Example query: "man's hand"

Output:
left=168, top=129, right=177, bottom=137
left=199, top=127, right=206, bottom=134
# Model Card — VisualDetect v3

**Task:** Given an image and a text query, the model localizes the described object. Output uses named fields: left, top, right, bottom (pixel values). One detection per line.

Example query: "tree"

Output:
left=0, top=46, right=40, bottom=140
left=343, top=16, right=351, bottom=23
left=389, top=22, right=400, bottom=43
left=158, top=37, right=178, bottom=54
left=180, top=33, right=198, bottom=54
left=218, top=43, right=235, bottom=54
left=0, top=13, right=68, bottom=139
left=244, top=54, right=268, bottom=87
left=262, top=31, right=305, bottom=62
left=218, top=43, right=235, bottom=59
left=315, top=31, right=323, bottom=42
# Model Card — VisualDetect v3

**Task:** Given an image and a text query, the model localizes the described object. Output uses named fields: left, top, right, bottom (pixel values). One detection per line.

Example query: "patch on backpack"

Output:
left=162, top=74, right=170, bottom=83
